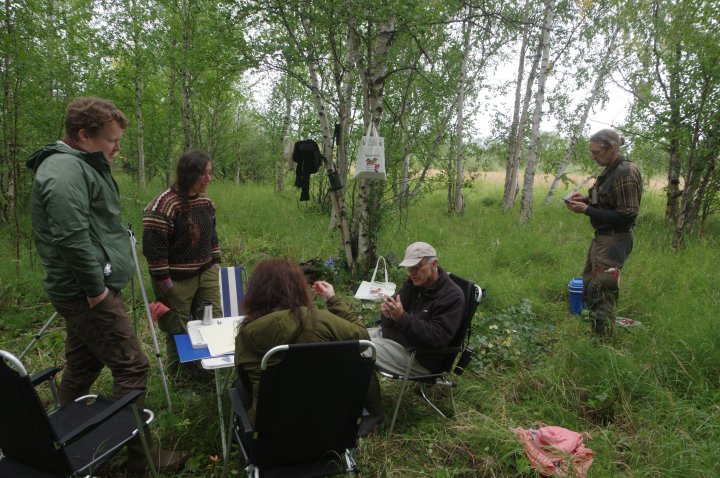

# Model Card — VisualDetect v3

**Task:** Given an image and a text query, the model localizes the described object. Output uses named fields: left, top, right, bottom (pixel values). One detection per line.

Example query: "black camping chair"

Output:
left=377, top=273, right=485, bottom=434
left=0, top=350, right=158, bottom=478
left=229, top=340, right=376, bottom=478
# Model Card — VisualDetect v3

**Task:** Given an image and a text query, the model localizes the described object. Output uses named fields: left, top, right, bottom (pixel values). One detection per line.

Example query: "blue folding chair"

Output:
left=219, top=266, right=248, bottom=318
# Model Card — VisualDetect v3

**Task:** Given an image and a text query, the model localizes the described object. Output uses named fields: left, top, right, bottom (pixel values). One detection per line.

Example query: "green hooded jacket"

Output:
left=26, top=141, right=133, bottom=301
left=234, top=295, right=369, bottom=421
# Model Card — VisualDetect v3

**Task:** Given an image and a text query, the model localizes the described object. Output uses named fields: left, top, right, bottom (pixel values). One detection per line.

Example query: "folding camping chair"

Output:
left=229, top=340, right=376, bottom=478
left=377, top=273, right=484, bottom=434
left=219, top=266, right=248, bottom=317
left=0, top=350, right=158, bottom=478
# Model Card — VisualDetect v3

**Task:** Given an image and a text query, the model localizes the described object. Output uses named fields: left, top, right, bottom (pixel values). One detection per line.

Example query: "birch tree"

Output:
left=519, top=0, right=556, bottom=223
left=622, top=0, right=720, bottom=249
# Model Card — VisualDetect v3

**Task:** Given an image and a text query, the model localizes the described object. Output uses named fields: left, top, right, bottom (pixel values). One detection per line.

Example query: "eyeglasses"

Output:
left=407, top=258, right=429, bottom=273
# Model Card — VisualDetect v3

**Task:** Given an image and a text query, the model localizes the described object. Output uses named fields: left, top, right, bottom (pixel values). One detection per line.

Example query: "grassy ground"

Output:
left=1, top=174, right=718, bottom=477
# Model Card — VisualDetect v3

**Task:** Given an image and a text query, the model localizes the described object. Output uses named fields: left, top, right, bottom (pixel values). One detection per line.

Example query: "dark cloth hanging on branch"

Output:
left=293, top=139, right=324, bottom=201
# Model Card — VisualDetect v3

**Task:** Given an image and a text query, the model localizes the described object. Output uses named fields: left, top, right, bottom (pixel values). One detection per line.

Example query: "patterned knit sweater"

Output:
left=142, top=188, right=221, bottom=281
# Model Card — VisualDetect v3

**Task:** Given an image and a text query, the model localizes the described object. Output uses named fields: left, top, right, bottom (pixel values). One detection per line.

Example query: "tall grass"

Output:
left=1, top=173, right=718, bottom=477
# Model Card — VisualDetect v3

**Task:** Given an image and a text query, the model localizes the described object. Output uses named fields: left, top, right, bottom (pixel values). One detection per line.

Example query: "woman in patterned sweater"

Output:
left=143, top=150, right=222, bottom=377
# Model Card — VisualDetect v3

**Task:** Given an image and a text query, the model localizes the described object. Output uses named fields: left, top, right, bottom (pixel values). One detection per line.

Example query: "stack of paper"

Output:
left=199, top=317, right=243, bottom=357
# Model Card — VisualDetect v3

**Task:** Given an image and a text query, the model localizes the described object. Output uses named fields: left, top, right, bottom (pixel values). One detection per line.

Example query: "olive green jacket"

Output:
left=234, top=296, right=369, bottom=421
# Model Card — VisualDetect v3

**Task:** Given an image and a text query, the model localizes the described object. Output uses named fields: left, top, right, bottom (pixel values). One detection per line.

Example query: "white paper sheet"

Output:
left=197, top=317, right=243, bottom=357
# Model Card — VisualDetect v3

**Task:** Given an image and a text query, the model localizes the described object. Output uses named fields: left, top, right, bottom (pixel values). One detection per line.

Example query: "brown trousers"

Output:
left=51, top=290, right=149, bottom=404
left=582, top=232, right=634, bottom=336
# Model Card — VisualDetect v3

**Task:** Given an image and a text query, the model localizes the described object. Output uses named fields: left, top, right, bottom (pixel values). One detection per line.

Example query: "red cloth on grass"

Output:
left=513, top=426, right=594, bottom=477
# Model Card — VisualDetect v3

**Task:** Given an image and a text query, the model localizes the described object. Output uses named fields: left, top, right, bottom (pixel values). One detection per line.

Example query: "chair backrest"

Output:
left=427, top=273, right=483, bottom=374
left=219, top=266, right=248, bottom=317
left=0, top=350, right=72, bottom=474
left=250, top=341, right=375, bottom=467
left=448, top=273, right=483, bottom=349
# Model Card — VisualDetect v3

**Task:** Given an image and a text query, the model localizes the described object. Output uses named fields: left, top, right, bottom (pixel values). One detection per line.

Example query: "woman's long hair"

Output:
left=241, top=259, right=315, bottom=329
left=172, top=150, right=211, bottom=246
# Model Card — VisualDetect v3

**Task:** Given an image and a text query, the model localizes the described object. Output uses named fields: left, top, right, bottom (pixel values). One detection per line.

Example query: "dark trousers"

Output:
left=582, top=232, right=633, bottom=336
left=51, top=290, right=149, bottom=403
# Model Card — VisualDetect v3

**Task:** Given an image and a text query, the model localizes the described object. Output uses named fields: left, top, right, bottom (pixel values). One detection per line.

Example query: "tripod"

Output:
left=128, top=224, right=173, bottom=411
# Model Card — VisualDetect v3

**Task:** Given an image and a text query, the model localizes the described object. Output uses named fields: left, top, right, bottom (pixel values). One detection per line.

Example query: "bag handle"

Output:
left=370, top=256, right=389, bottom=284
left=364, top=122, right=379, bottom=138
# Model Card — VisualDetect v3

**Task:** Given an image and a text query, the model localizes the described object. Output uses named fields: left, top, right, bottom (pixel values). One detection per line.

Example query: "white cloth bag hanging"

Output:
left=353, top=123, right=386, bottom=181
left=354, top=256, right=396, bottom=301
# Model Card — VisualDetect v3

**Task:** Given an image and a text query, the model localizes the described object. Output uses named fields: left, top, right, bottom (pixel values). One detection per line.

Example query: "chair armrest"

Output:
left=228, top=387, right=254, bottom=435
left=30, top=367, right=61, bottom=387
left=407, top=346, right=462, bottom=355
left=55, top=389, right=145, bottom=446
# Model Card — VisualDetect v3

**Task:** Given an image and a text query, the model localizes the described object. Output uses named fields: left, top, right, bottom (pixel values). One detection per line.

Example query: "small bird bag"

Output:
left=354, top=256, right=396, bottom=301
left=353, top=123, right=386, bottom=181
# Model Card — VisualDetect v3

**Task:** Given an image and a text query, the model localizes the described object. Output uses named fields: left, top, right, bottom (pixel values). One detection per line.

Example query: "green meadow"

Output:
left=1, top=174, right=718, bottom=477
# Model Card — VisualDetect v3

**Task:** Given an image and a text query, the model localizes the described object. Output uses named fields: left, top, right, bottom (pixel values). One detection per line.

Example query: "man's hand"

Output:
left=566, top=192, right=589, bottom=214
left=380, top=294, right=404, bottom=321
left=566, top=199, right=589, bottom=214
left=87, top=287, right=109, bottom=308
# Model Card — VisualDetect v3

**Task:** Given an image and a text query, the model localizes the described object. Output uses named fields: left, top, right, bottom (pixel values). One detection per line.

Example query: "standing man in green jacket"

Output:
left=27, top=96, right=189, bottom=476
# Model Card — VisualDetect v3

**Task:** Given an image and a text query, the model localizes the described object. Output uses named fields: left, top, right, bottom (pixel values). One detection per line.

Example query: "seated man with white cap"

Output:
left=370, top=241, right=465, bottom=376
left=320, top=242, right=465, bottom=436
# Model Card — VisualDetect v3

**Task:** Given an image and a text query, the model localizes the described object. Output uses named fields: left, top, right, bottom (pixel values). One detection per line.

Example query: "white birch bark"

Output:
left=276, top=71, right=292, bottom=192
left=300, top=16, right=356, bottom=271
left=520, top=0, right=556, bottom=223
left=451, top=8, right=472, bottom=214
left=135, top=74, right=146, bottom=188
left=356, top=18, right=396, bottom=267
left=503, top=32, right=528, bottom=211
left=504, top=32, right=541, bottom=211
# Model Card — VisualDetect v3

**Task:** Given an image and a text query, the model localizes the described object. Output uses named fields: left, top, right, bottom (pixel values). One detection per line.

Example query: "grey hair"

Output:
left=590, top=129, right=625, bottom=150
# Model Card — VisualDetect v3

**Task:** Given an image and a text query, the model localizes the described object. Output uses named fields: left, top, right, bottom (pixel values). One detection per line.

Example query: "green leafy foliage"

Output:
left=470, top=299, right=549, bottom=371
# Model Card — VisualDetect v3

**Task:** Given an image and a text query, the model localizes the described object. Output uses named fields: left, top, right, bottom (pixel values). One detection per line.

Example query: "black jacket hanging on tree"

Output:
left=292, top=139, right=323, bottom=201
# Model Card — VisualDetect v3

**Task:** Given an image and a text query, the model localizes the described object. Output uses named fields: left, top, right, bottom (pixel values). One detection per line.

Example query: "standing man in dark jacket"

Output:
left=566, top=129, right=642, bottom=336
left=372, top=242, right=465, bottom=374
left=27, top=96, right=189, bottom=476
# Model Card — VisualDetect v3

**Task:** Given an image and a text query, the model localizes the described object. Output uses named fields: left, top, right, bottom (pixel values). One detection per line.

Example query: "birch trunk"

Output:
left=180, top=0, right=192, bottom=150
left=355, top=18, right=396, bottom=268
left=504, top=32, right=540, bottom=211
left=665, top=46, right=683, bottom=225
left=502, top=29, right=525, bottom=210
left=300, top=16, right=356, bottom=272
left=165, top=59, right=176, bottom=186
left=276, top=71, right=291, bottom=192
left=519, top=0, right=556, bottom=223
left=135, top=74, right=146, bottom=188
left=328, top=14, right=360, bottom=232
left=450, top=9, right=472, bottom=215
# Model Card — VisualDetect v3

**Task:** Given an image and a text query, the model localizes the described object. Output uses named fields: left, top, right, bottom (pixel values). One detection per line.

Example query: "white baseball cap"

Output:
left=398, top=242, right=437, bottom=267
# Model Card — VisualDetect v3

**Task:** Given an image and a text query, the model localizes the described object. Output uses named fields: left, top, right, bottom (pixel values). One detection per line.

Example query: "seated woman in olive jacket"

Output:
left=234, top=258, right=370, bottom=421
